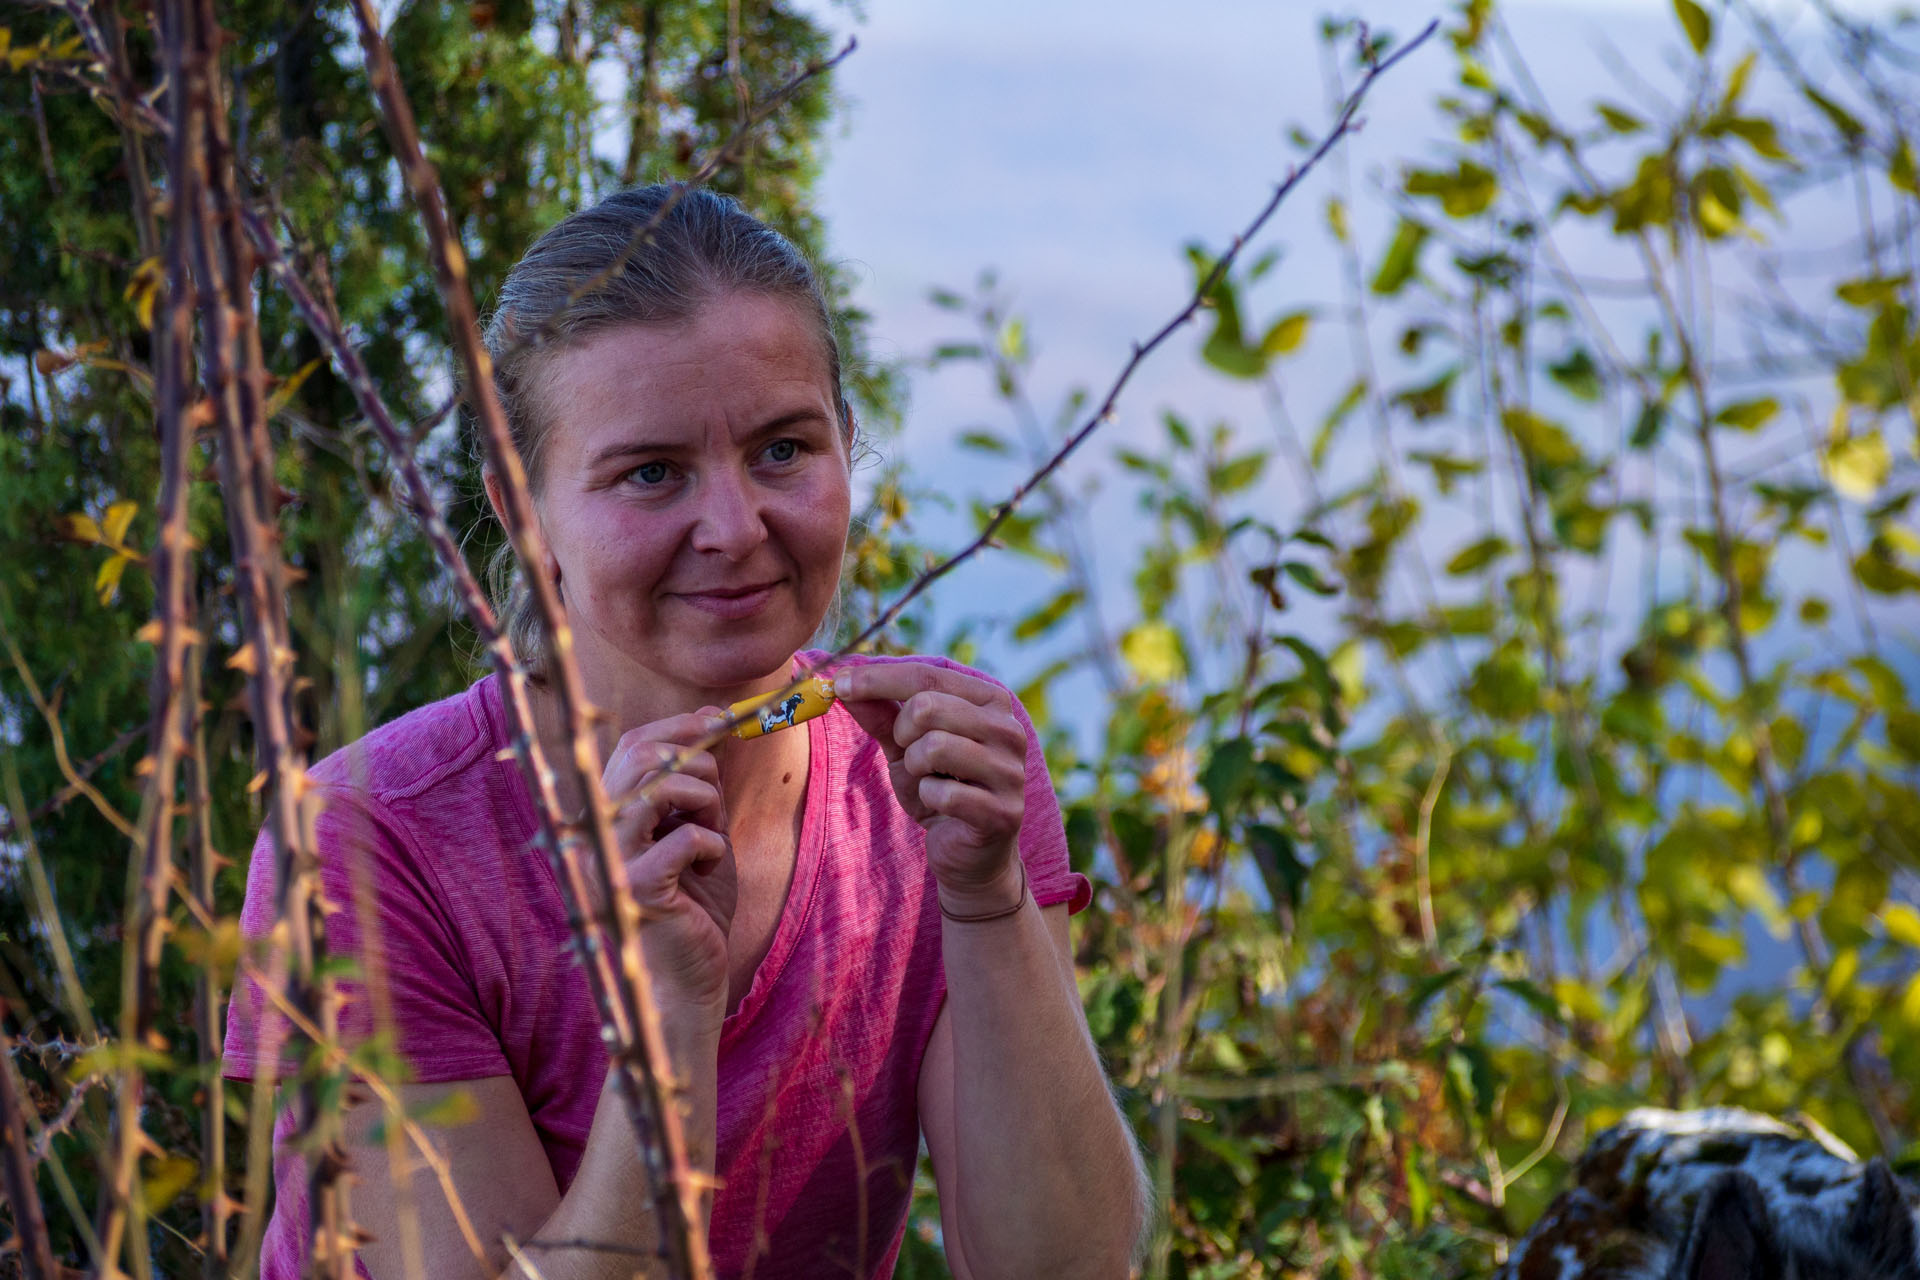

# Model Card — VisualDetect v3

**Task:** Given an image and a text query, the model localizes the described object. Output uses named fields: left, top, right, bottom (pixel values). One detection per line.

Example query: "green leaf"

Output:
left=1892, top=139, right=1918, bottom=196
left=1282, top=560, right=1339, bottom=596
left=1501, top=407, right=1583, bottom=468
left=1715, top=397, right=1779, bottom=431
left=1405, top=161, right=1499, bottom=218
left=1804, top=87, right=1864, bottom=142
left=1408, top=449, right=1482, bottom=495
left=1313, top=379, right=1368, bottom=467
left=1012, top=587, right=1084, bottom=642
left=1210, top=451, right=1267, bottom=495
left=957, top=430, right=1012, bottom=455
left=1260, top=310, right=1312, bottom=357
left=1631, top=401, right=1667, bottom=450
left=1392, top=367, right=1457, bottom=421
left=1547, top=348, right=1603, bottom=401
left=1596, top=103, right=1645, bottom=134
left=1723, top=117, right=1790, bottom=163
left=1721, top=51, right=1757, bottom=111
left=1371, top=219, right=1429, bottom=296
left=1200, top=737, right=1256, bottom=814
left=1673, top=0, right=1712, bottom=54
left=1446, top=536, right=1510, bottom=575
left=1836, top=276, right=1907, bottom=308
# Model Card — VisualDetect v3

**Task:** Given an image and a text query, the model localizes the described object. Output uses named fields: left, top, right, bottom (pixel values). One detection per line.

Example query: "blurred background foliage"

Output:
left=1, top=0, right=1917, bottom=1277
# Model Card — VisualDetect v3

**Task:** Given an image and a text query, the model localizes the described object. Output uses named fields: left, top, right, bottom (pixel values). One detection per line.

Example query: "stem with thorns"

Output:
left=0, top=1001, right=60, bottom=1280
left=346, top=2, right=712, bottom=1271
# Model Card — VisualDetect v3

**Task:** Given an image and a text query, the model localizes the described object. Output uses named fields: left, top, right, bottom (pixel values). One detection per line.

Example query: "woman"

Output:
left=224, top=185, right=1149, bottom=1279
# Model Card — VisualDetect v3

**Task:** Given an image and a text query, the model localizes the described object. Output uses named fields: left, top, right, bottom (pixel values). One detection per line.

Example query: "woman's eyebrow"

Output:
left=738, top=407, right=833, bottom=441
left=584, top=408, right=833, bottom=471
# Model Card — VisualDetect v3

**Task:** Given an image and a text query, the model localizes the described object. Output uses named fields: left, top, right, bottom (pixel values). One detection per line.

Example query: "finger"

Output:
left=607, top=733, right=721, bottom=794
left=612, top=773, right=721, bottom=848
left=915, top=774, right=1023, bottom=839
left=902, top=730, right=1024, bottom=794
left=838, top=693, right=905, bottom=765
left=893, top=690, right=1026, bottom=755
left=609, top=711, right=730, bottom=773
left=835, top=661, right=1009, bottom=711
left=626, top=823, right=731, bottom=902
left=639, top=766, right=725, bottom=833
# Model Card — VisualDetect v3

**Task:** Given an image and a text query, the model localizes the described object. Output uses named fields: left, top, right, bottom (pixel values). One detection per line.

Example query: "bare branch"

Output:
left=344, top=1, right=722, bottom=1271
left=0, top=1002, right=60, bottom=1280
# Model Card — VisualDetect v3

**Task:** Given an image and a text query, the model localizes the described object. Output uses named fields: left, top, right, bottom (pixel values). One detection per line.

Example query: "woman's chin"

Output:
left=654, top=624, right=817, bottom=693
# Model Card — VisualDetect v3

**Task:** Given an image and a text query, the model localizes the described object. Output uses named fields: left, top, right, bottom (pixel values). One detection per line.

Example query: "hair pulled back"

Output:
left=479, top=184, right=850, bottom=678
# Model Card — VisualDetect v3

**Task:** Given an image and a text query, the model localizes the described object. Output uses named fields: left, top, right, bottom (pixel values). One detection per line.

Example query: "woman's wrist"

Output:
left=935, top=855, right=1028, bottom=921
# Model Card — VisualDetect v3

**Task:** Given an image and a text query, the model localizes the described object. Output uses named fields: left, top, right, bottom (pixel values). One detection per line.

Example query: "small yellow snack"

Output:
left=730, top=675, right=836, bottom=740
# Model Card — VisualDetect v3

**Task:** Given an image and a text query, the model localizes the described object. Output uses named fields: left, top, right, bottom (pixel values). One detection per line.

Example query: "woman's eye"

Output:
left=629, top=461, right=671, bottom=485
left=764, top=439, right=801, bottom=464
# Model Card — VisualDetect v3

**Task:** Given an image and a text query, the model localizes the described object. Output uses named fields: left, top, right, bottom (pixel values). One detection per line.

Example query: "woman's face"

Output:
left=523, top=291, right=852, bottom=710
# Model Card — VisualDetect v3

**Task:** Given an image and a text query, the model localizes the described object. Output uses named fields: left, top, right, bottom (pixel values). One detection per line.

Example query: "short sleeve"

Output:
left=1004, top=684, right=1094, bottom=914
left=221, top=786, right=511, bottom=1084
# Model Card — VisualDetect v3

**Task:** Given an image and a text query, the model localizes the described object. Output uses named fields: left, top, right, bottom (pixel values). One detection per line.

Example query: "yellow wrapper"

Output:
left=730, top=675, right=836, bottom=739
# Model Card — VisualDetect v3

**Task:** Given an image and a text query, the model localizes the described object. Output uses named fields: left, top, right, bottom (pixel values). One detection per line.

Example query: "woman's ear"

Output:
left=484, top=468, right=563, bottom=593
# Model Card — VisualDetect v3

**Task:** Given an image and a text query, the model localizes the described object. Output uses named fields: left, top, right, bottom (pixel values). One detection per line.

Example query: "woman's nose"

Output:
left=689, top=466, right=769, bottom=560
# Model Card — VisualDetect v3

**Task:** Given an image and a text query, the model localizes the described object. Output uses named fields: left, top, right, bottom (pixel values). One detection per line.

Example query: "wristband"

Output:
left=938, top=862, right=1028, bottom=923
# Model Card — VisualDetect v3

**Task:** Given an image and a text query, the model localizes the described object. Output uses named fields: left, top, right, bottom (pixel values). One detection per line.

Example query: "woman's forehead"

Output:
left=537, top=294, right=838, bottom=440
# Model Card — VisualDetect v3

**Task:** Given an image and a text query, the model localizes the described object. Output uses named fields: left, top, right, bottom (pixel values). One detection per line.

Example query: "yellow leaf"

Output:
left=1120, top=622, right=1185, bottom=685
left=123, top=257, right=163, bottom=331
left=57, top=512, right=103, bottom=544
left=141, top=1155, right=198, bottom=1214
left=1825, top=432, right=1891, bottom=502
left=1904, top=972, right=1920, bottom=1028
left=95, top=554, right=130, bottom=606
left=1330, top=640, right=1367, bottom=709
left=102, top=499, right=138, bottom=548
left=1824, top=947, right=1859, bottom=1003
left=264, top=358, right=323, bottom=419
left=1884, top=903, right=1920, bottom=949
left=410, top=1088, right=481, bottom=1129
left=0, top=29, right=11, bottom=56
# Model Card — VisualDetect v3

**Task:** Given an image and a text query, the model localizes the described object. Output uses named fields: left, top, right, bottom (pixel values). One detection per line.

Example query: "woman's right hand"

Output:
left=598, top=708, right=737, bottom=1023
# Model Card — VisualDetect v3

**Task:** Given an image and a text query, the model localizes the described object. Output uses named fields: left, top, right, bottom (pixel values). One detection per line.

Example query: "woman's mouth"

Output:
left=673, top=581, right=781, bottom=619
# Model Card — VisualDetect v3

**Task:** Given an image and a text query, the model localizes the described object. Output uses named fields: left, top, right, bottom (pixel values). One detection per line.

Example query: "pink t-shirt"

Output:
left=224, top=650, right=1091, bottom=1279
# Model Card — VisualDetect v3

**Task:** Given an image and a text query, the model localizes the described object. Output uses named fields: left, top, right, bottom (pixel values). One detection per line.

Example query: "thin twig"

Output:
left=831, top=23, right=1437, bottom=659
left=0, top=726, right=141, bottom=841
left=0, top=615, right=139, bottom=842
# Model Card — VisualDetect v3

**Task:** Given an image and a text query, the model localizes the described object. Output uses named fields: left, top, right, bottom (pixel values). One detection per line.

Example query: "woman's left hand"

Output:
left=833, top=662, right=1029, bottom=915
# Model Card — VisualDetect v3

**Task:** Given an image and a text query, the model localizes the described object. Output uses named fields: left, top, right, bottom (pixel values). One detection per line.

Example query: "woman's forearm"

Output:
left=941, top=893, right=1145, bottom=1278
left=501, top=1015, right=720, bottom=1280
